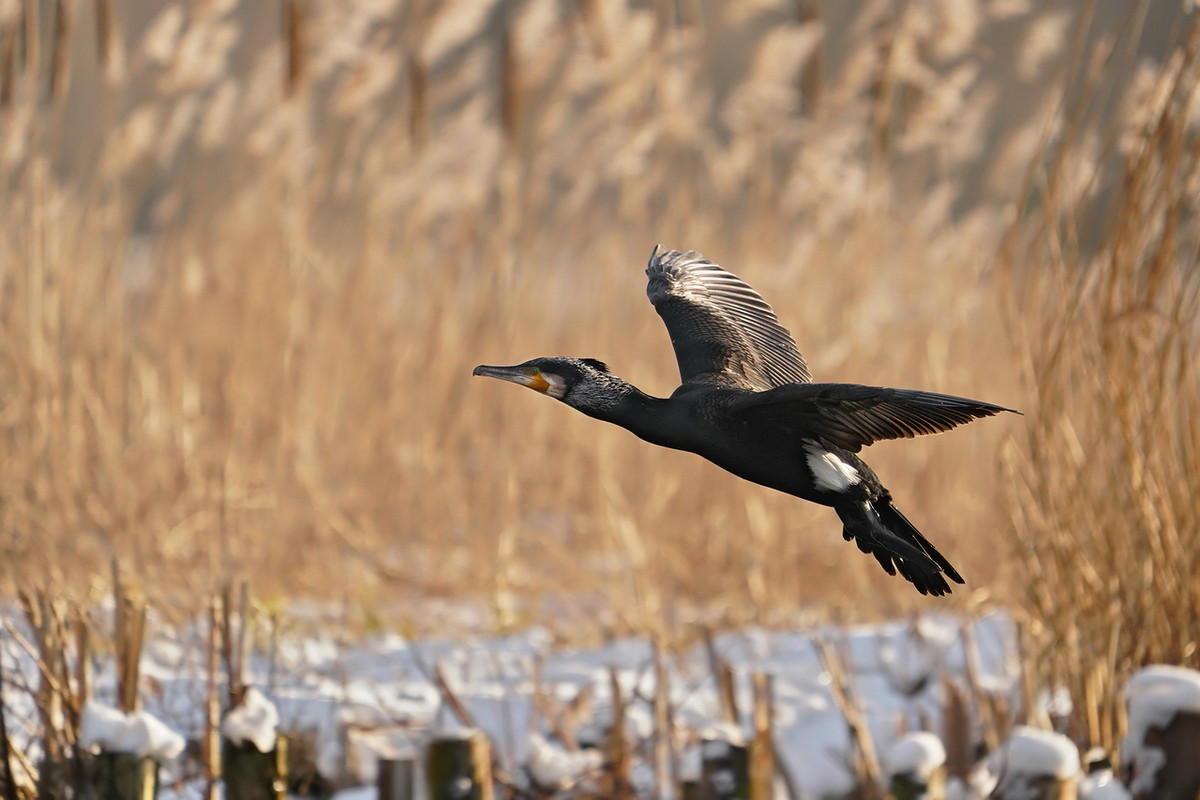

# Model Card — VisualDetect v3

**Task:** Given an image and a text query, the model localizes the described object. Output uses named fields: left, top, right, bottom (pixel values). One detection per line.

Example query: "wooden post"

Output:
left=93, top=753, right=158, bottom=800
left=701, top=729, right=749, bottom=800
left=702, top=627, right=738, bottom=725
left=816, top=636, right=883, bottom=789
left=961, top=624, right=1000, bottom=753
left=223, top=733, right=287, bottom=800
left=379, top=758, right=416, bottom=800
left=941, top=674, right=974, bottom=779
left=748, top=673, right=774, bottom=800
left=425, top=730, right=493, bottom=800
left=1130, top=711, right=1200, bottom=800
left=887, top=732, right=947, bottom=800
left=204, top=599, right=222, bottom=800
left=653, top=643, right=669, bottom=800
left=603, top=668, right=633, bottom=800
left=892, top=769, right=947, bottom=800
left=989, top=728, right=1079, bottom=800
left=19, top=591, right=67, bottom=800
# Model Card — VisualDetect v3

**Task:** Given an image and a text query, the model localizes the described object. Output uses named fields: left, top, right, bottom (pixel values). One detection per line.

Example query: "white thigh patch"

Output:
left=805, top=444, right=861, bottom=492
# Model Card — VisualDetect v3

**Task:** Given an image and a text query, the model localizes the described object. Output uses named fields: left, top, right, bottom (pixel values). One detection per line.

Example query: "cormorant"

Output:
left=473, top=246, right=1017, bottom=595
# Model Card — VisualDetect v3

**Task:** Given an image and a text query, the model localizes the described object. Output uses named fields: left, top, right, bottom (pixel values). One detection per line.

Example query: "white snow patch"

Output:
left=876, top=627, right=941, bottom=696
left=988, top=726, right=1080, bottom=779
left=429, top=722, right=481, bottom=742
left=968, top=758, right=999, bottom=799
left=345, top=727, right=418, bottom=785
left=79, top=701, right=186, bottom=760
left=986, top=726, right=1080, bottom=800
left=330, top=786, right=378, bottom=800
left=887, top=732, right=947, bottom=781
left=1037, top=686, right=1074, bottom=719
left=678, top=744, right=703, bottom=782
left=221, top=687, right=280, bottom=753
left=701, top=721, right=747, bottom=752
left=1081, top=770, right=1132, bottom=800
left=1120, top=665, right=1200, bottom=795
left=527, top=733, right=603, bottom=789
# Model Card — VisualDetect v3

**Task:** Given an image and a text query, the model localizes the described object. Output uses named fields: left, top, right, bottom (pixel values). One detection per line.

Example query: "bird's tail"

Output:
left=836, top=499, right=965, bottom=596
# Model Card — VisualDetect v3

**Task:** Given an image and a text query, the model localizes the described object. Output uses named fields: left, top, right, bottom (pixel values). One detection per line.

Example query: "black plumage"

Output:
left=473, top=246, right=1018, bottom=596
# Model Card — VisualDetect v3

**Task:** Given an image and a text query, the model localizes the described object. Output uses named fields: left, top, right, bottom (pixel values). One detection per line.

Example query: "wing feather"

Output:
left=645, top=246, right=811, bottom=390
left=729, top=383, right=1017, bottom=451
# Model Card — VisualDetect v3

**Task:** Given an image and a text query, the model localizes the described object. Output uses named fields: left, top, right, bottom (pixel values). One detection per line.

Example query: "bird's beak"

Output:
left=472, top=364, right=550, bottom=393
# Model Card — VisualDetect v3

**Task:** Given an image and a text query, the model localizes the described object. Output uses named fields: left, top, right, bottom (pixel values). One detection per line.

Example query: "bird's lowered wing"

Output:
left=645, top=246, right=811, bottom=390
left=729, top=383, right=1017, bottom=452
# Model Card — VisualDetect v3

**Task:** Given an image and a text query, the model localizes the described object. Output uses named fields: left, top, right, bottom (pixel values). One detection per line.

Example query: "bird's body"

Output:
left=565, top=378, right=870, bottom=503
left=474, top=247, right=1017, bottom=595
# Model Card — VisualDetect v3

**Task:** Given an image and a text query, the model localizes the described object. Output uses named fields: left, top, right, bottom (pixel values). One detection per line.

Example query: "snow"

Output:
left=986, top=726, right=1080, bottom=800
left=1120, top=665, right=1200, bottom=795
left=78, top=701, right=186, bottom=760
left=1, top=606, right=1028, bottom=800
left=700, top=721, right=747, bottom=751
left=344, top=726, right=418, bottom=785
left=887, top=732, right=947, bottom=781
left=330, top=786, right=378, bottom=800
left=527, top=733, right=602, bottom=789
left=221, top=687, right=280, bottom=753
left=1081, top=769, right=1133, bottom=800
left=988, top=726, right=1080, bottom=779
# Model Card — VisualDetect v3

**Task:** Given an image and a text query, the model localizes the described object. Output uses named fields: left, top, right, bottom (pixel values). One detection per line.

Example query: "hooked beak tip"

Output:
left=473, top=364, right=516, bottom=381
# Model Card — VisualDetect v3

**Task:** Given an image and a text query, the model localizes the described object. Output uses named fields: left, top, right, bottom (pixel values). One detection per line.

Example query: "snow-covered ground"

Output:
left=0, top=607, right=1028, bottom=799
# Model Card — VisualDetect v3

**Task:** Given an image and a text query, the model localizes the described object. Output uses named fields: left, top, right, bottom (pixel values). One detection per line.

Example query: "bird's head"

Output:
left=472, top=357, right=615, bottom=406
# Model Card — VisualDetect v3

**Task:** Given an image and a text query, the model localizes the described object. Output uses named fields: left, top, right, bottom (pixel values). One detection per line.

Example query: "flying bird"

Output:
left=473, top=246, right=1017, bottom=595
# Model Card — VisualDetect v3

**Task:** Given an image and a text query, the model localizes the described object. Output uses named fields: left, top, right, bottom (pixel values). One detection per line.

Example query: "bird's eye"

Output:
left=529, top=367, right=541, bottom=376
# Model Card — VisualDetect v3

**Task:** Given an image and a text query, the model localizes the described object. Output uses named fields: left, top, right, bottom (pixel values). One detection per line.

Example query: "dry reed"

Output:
left=0, top=0, right=1192, bottom=703
left=997, top=3, right=1200, bottom=750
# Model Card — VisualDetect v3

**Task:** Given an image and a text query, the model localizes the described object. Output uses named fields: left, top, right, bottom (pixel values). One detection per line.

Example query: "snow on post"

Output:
left=1119, top=665, right=1200, bottom=800
left=887, top=732, right=947, bottom=800
left=526, top=733, right=602, bottom=794
left=79, top=701, right=186, bottom=761
left=699, top=722, right=750, bottom=800
left=222, top=687, right=286, bottom=800
left=79, top=701, right=186, bottom=800
left=985, top=726, right=1080, bottom=800
left=222, top=687, right=280, bottom=754
left=1080, top=767, right=1132, bottom=800
left=425, top=728, right=493, bottom=800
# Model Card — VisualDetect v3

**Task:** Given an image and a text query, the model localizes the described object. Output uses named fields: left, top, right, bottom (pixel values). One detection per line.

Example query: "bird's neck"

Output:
left=571, top=378, right=681, bottom=447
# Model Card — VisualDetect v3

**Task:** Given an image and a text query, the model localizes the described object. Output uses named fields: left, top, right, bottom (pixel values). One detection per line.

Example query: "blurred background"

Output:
left=0, top=0, right=1197, bottom=681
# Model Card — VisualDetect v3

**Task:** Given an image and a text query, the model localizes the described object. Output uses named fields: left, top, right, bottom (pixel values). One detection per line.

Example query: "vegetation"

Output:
left=0, top=0, right=1196, bottom=740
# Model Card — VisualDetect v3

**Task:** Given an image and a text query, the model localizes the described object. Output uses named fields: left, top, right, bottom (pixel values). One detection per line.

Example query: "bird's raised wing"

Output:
left=645, top=246, right=811, bottom=390
left=729, top=383, right=1017, bottom=452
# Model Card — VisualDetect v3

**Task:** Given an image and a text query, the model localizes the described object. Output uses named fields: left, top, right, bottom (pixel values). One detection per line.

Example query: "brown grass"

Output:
left=997, top=4, right=1200, bottom=751
left=0, top=0, right=1195, bottom=694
